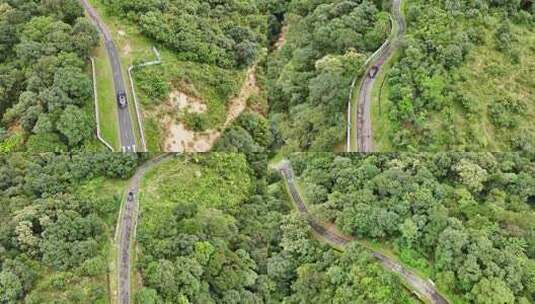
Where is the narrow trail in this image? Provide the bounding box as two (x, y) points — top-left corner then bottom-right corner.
(351, 0), (406, 152)
(277, 160), (449, 304)
(116, 154), (173, 304)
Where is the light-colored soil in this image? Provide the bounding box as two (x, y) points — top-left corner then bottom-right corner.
(275, 25), (288, 50)
(170, 90), (207, 114)
(223, 67), (258, 126)
(8, 122), (22, 134)
(122, 43), (131, 55)
(162, 65), (259, 152)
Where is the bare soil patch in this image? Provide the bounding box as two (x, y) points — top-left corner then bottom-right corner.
(274, 25), (288, 50)
(170, 90), (207, 114)
(162, 65), (259, 152)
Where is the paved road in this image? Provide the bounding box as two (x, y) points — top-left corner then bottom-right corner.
(79, 0), (137, 152)
(117, 154), (173, 304)
(355, 0), (406, 152)
(278, 160), (449, 304)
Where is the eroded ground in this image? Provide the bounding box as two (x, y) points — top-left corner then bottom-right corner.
(162, 66), (259, 152)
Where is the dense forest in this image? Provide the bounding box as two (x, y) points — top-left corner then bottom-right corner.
(290, 152), (535, 303)
(377, 0), (535, 151)
(0, 0), (100, 152)
(105, 0), (268, 69)
(267, 0), (389, 151)
(0, 153), (140, 303)
(134, 153), (415, 303)
(2, 152), (535, 303)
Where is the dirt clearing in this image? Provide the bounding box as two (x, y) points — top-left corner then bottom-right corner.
(162, 65), (259, 152)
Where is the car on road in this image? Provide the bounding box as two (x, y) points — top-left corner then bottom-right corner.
(127, 191), (134, 201)
(117, 91), (127, 108)
(369, 65), (379, 78)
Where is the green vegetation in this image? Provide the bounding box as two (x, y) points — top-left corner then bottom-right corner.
(5, 152), (535, 303)
(89, 0), (269, 147)
(134, 152), (415, 303)
(374, 0), (535, 151)
(267, 0), (390, 152)
(106, 0), (267, 69)
(93, 40), (120, 150)
(0, 153), (140, 303)
(0, 0), (102, 151)
(289, 152), (535, 303)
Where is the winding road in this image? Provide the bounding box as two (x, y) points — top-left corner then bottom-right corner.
(352, 0), (406, 152)
(116, 154), (172, 304)
(278, 160), (449, 304)
(79, 0), (137, 152)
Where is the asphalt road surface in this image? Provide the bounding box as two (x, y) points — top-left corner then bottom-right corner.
(278, 160), (449, 304)
(356, 0), (406, 152)
(79, 0), (137, 152)
(117, 154), (173, 304)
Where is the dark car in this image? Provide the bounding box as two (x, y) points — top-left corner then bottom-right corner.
(117, 91), (127, 108)
(127, 191), (134, 201)
(369, 65), (379, 78)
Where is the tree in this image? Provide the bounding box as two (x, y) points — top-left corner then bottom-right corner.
(470, 277), (515, 304)
(56, 105), (92, 146)
(53, 67), (92, 102)
(400, 218), (418, 246)
(0, 270), (22, 304)
(26, 133), (67, 152)
(40, 0), (84, 24)
(455, 159), (488, 192)
(71, 18), (99, 58)
(135, 288), (160, 304)
(235, 41), (257, 67)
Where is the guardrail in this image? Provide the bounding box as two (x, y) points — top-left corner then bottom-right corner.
(90, 57), (115, 151)
(127, 47), (162, 152)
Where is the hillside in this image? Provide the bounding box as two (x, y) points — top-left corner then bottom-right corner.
(89, 0), (271, 151)
(373, 0), (535, 151)
(289, 152), (535, 303)
(267, 0), (390, 152)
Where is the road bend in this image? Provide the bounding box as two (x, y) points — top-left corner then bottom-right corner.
(117, 154), (173, 304)
(278, 160), (448, 304)
(79, 0), (137, 152)
(354, 0), (406, 152)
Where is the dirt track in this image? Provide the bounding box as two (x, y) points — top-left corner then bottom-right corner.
(278, 160), (448, 304)
(116, 154), (172, 304)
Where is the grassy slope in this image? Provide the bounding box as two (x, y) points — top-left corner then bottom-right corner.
(26, 177), (128, 303)
(455, 19), (535, 150)
(92, 39), (120, 150)
(372, 3), (535, 151)
(136, 155), (251, 293)
(371, 0), (407, 151)
(370, 50), (399, 151)
(87, 0), (247, 150)
(139, 155), (251, 230)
